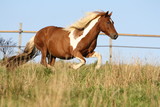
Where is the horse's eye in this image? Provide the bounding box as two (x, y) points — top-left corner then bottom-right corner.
(107, 22), (110, 24)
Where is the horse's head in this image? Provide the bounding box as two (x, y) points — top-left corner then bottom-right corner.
(98, 11), (118, 39)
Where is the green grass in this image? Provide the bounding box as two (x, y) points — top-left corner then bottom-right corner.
(0, 61), (160, 107)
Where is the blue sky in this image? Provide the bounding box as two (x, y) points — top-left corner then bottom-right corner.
(0, 0), (160, 64)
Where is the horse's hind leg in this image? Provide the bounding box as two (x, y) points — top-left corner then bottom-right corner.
(39, 48), (48, 67)
(46, 54), (56, 71)
(47, 54), (56, 66)
(34, 35), (48, 67)
(36, 44), (55, 70)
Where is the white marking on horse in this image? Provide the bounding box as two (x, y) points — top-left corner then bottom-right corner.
(72, 57), (85, 69)
(90, 52), (102, 69)
(69, 16), (100, 50)
(110, 19), (113, 23)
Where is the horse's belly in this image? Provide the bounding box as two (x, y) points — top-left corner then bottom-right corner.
(57, 52), (74, 59)
(49, 48), (73, 59)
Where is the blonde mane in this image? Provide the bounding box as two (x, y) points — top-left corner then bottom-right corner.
(65, 11), (106, 31)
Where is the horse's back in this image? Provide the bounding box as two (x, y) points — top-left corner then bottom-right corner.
(34, 26), (66, 44)
(36, 26), (63, 36)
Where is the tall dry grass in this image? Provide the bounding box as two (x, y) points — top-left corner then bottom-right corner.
(0, 61), (160, 107)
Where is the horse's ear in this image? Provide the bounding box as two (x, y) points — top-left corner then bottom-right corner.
(106, 11), (109, 14)
(105, 11), (109, 16)
(105, 11), (112, 17)
(108, 12), (112, 16)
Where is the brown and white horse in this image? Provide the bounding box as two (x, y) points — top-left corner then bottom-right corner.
(6, 11), (118, 70)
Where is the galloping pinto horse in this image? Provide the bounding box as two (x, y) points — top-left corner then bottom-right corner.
(6, 11), (118, 70)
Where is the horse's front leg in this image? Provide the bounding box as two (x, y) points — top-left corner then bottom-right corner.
(86, 51), (102, 69)
(72, 51), (86, 70)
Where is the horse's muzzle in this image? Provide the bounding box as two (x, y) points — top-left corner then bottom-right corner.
(111, 33), (118, 40)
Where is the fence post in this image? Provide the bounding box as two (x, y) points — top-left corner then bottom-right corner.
(18, 23), (23, 53)
(109, 38), (112, 63)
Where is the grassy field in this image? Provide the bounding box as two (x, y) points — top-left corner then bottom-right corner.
(0, 61), (160, 107)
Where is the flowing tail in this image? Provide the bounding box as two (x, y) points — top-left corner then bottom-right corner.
(5, 36), (39, 69)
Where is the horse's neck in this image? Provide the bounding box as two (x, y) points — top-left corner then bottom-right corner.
(69, 17), (101, 50)
(83, 17), (100, 36)
(83, 17), (101, 40)
(73, 17), (100, 40)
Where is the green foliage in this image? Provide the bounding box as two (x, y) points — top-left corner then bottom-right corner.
(0, 62), (160, 107)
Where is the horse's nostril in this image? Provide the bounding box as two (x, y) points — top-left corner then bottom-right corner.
(114, 35), (118, 39)
(112, 34), (118, 39)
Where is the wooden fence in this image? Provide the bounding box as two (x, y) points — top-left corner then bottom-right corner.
(0, 23), (160, 63)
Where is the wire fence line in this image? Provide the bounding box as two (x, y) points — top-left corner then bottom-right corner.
(0, 23), (160, 62)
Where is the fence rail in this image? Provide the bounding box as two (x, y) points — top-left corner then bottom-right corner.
(0, 23), (160, 63)
(1, 30), (160, 37)
(1, 45), (160, 50)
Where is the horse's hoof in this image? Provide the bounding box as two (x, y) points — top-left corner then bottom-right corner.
(95, 65), (101, 70)
(47, 65), (56, 72)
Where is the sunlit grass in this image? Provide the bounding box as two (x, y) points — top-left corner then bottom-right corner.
(0, 61), (160, 107)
